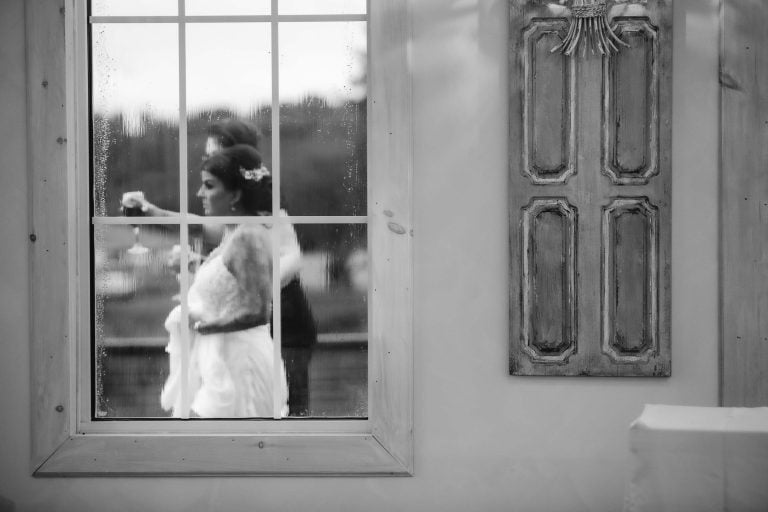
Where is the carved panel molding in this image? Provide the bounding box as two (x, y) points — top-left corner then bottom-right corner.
(522, 19), (577, 185)
(601, 197), (659, 363)
(602, 17), (659, 185)
(521, 198), (578, 363)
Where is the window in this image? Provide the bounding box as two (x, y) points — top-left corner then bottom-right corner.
(90, 1), (368, 420)
(30, 0), (412, 475)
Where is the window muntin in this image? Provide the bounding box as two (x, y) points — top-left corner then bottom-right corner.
(90, 2), (369, 419)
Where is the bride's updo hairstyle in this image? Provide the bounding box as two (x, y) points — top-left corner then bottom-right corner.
(207, 119), (260, 149)
(201, 144), (272, 215)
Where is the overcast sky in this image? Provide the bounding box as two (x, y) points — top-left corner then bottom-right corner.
(93, 0), (365, 16)
(91, 2), (366, 128)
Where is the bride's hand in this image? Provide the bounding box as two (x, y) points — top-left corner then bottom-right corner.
(121, 191), (151, 213)
(167, 244), (202, 273)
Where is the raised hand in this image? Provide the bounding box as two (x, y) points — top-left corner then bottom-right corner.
(120, 191), (150, 215)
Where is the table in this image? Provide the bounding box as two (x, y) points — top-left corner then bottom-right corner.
(625, 404), (768, 512)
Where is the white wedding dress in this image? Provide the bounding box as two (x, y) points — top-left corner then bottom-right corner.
(160, 227), (289, 418)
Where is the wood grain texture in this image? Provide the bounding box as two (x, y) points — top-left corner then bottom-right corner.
(521, 198), (578, 364)
(602, 198), (659, 364)
(26, 0), (71, 471)
(35, 435), (407, 476)
(721, 0), (768, 405)
(522, 19), (576, 184)
(368, 0), (414, 473)
(602, 18), (659, 184)
(509, 0), (671, 376)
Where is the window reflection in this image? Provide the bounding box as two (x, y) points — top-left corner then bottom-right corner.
(92, 23), (179, 216)
(94, 224), (180, 418)
(91, 13), (368, 420)
(279, 22), (367, 216)
(185, 23), (271, 114)
(286, 223), (367, 417)
(186, 23), (272, 216)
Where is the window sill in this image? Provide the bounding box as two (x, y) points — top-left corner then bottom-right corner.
(35, 433), (411, 476)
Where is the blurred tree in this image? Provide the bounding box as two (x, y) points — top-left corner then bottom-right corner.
(95, 99), (367, 248)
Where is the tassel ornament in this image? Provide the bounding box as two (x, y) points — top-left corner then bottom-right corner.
(551, 0), (629, 56)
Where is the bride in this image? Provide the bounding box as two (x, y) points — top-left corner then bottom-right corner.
(156, 144), (288, 418)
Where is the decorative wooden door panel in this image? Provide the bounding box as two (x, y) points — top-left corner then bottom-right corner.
(509, 0), (672, 376)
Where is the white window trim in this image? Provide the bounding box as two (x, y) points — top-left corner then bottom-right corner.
(29, 0), (413, 475)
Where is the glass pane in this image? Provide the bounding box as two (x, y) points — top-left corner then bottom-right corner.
(92, 24), (179, 216)
(94, 224), (180, 418)
(186, 0), (270, 15)
(92, 0), (177, 16)
(279, 22), (367, 216)
(279, 0), (366, 15)
(186, 23), (272, 216)
(284, 223), (367, 417)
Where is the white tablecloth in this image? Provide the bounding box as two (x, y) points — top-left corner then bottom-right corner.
(625, 404), (768, 512)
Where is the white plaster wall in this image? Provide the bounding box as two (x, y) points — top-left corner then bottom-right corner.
(0, 0), (720, 510)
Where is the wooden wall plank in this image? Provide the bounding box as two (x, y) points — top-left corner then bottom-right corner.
(721, 0), (768, 406)
(26, 0), (71, 471)
(369, 0), (414, 473)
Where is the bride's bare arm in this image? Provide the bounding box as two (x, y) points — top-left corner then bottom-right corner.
(220, 224), (272, 321)
(121, 191), (224, 248)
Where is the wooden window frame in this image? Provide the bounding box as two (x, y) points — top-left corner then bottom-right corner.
(28, 0), (413, 476)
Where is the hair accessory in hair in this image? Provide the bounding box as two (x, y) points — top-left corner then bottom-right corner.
(240, 165), (271, 182)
